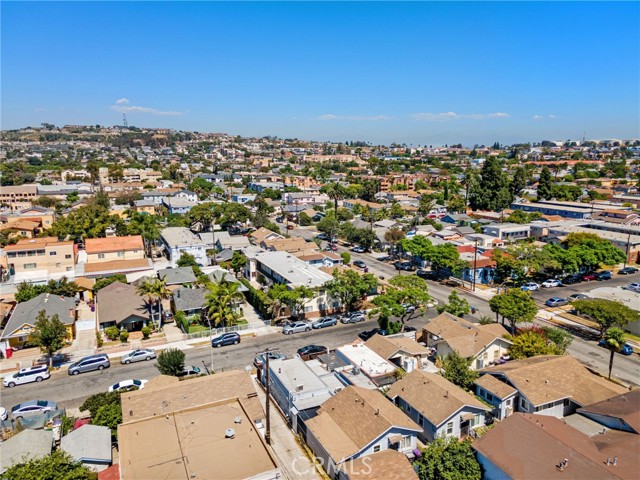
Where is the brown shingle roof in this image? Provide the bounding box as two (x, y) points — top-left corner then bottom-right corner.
(340, 449), (419, 480)
(482, 355), (627, 407)
(424, 313), (510, 358)
(474, 373), (517, 399)
(578, 390), (640, 434)
(85, 235), (144, 254)
(365, 335), (430, 360)
(387, 370), (489, 427)
(96, 282), (148, 326)
(473, 413), (637, 480)
(84, 258), (151, 274)
(305, 386), (420, 462)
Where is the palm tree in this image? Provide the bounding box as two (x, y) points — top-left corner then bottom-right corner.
(323, 182), (350, 213)
(136, 277), (170, 329)
(205, 280), (245, 327)
(603, 327), (626, 379)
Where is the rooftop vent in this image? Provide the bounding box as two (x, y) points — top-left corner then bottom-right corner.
(225, 428), (236, 439)
(234, 416), (242, 424)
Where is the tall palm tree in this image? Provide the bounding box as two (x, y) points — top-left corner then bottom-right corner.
(136, 277), (170, 329)
(603, 327), (626, 379)
(205, 280), (245, 327)
(323, 182), (350, 213)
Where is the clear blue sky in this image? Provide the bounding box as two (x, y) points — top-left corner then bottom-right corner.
(2, 1), (639, 146)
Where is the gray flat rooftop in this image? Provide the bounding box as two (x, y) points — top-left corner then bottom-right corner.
(253, 250), (333, 288)
(161, 227), (207, 248)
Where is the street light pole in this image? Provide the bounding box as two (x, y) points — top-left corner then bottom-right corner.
(205, 315), (214, 374)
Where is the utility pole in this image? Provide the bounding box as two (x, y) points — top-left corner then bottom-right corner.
(264, 349), (272, 445)
(623, 231), (632, 269)
(472, 237), (478, 292)
(210, 220), (217, 266)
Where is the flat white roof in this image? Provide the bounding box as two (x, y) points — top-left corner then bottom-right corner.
(337, 343), (397, 377)
(254, 250), (333, 288)
(161, 227), (207, 248)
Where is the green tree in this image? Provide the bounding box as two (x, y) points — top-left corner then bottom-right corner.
(93, 402), (122, 439)
(205, 280), (245, 327)
(441, 351), (479, 390)
(430, 244), (467, 274)
(437, 291), (470, 317)
(0, 450), (97, 480)
(321, 181), (350, 212)
(298, 212), (312, 226)
(537, 166), (553, 200)
(446, 195), (467, 213)
(156, 348), (186, 376)
(371, 275), (431, 326)
(94, 274), (127, 291)
(325, 269), (378, 313)
(316, 211), (339, 236)
(340, 252), (351, 264)
(80, 391), (121, 417)
(400, 235), (434, 261)
(229, 251), (246, 277)
(47, 205), (125, 241)
(136, 277), (171, 328)
(602, 327), (627, 379)
(177, 252), (199, 268)
(32, 310), (68, 367)
(509, 166), (529, 197)
(489, 289), (538, 332)
(15, 281), (48, 303)
(571, 298), (639, 338)
(542, 326), (573, 354)
(415, 437), (481, 480)
(389, 202), (405, 219)
(267, 284), (313, 318)
(468, 157), (514, 211)
(508, 329), (560, 359)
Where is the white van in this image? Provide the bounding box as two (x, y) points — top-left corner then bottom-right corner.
(3, 365), (51, 388)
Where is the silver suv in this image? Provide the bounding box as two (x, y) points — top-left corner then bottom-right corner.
(68, 354), (110, 375)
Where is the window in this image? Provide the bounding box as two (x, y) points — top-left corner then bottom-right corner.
(486, 393), (494, 402)
(23, 263), (37, 269)
(400, 436), (411, 449)
(446, 422), (453, 435)
(98, 253), (105, 259)
(49, 251), (57, 256)
(117, 252), (125, 258)
(418, 414), (424, 427)
(373, 445), (381, 453)
(65, 254), (72, 259)
(520, 398), (528, 410)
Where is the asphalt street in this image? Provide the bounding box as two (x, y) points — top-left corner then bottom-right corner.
(0, 314), (434, 413)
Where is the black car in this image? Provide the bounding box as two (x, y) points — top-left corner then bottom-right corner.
(596, 271), (612, 280)
(353, 260), (366, 269)
(358, 328), (389, 341)
(561, 274), (582, 285)
(297, 345), (328, 361)
(211, 332), (240, 348)
(618, 267), (639, 275)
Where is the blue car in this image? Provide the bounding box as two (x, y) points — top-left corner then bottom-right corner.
(211, 332), (240, 348)
(598, 340), (634, 356)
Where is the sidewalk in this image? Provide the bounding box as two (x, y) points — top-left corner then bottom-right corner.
(251, 376), (323, 480)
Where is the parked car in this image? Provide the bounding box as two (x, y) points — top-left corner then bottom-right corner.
(177, 365), (202, 378)
(3, 365), (50, 388)
(545, 297), (569, 307)
(108, 379), (147, 392)
(353, 260), (366, 269)
(598, 340), (634, 355)
(561, 274), (582, 285)
(596, 271), (613, 281)
(403, 326), (417, 332)
(622, 282), (640, 292)
(568, 293), (589, 301)
(341, 312), (366, 324)
(377, 256), (391, 262)
(581, 272), (598, 281)
(68, 354), (110, 375)
(316, 233), (329, 240)
(401, 303), (416, 314)
(286, 224), (295, 230)
(283, 321), (311, 335)
(312, 316), (338, 329)
(351, 246), (366, 253)
(358, 328), (389, 341)
(297, 345), (328, 361)
(618, 267), (639, 275)
(253, 352), (287, 368)
(0, 407), (6, 421)
(11, 400), (58, 419)
(417, 269), (442, 280)
(520, 282), (540, 291)
(121, 349), (156, 364)
(541, 279), (562, 288)
(211, 332), (241, 347)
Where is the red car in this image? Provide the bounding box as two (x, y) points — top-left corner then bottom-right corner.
(581, 272), (598, 281)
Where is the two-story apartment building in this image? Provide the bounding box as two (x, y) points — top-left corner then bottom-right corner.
(0, 185), (38, 211)
(81, 235), (151, 277)
(482, 223), (531, 241)
(160, 227), (209, 267)
(1, 237), (75, 282)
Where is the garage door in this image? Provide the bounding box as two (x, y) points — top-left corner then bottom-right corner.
(75, 320), (95, 331)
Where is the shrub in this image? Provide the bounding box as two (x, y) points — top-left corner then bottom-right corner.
(141, 326), (151, 340)
(95, 332), (104, 348)
(93, 402), (122, 439)
(340, 252), (351, 264)
(104, 327), (119, 341)
(80, 391), (121, 417)
(119, 330), (129, 343)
